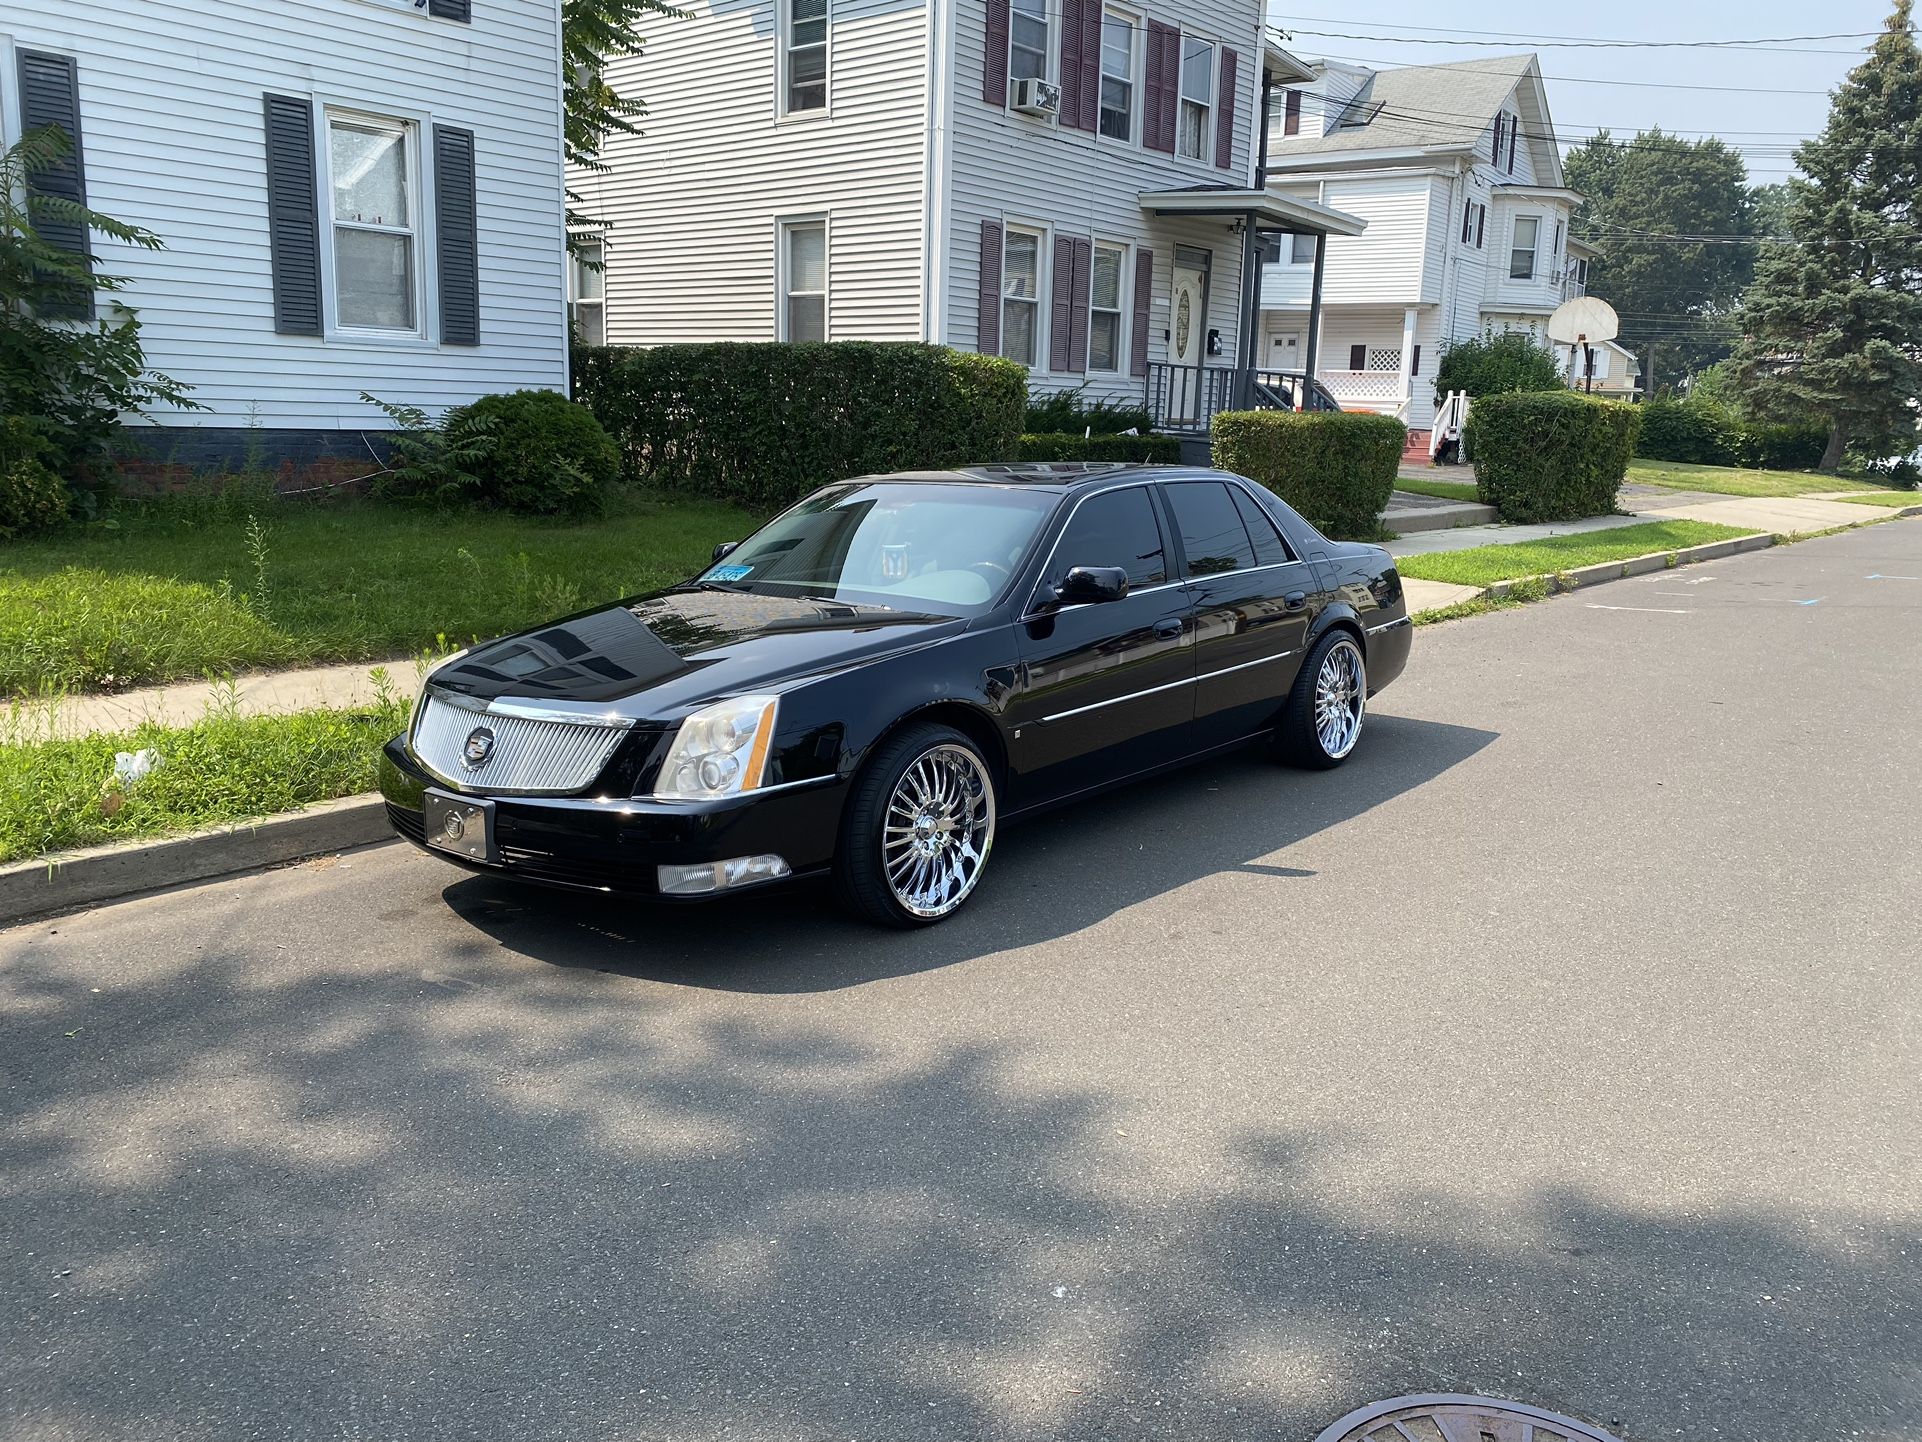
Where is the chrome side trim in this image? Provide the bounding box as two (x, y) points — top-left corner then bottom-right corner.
(1366, 616), (1413, 636)
(1197, 649), (1295, 682)
(1038, 674), (1197, 724)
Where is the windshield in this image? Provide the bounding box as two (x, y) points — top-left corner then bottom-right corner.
(693, 483), (1059, 616)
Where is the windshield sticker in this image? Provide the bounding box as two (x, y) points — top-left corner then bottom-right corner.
(706, 564), (753, 582)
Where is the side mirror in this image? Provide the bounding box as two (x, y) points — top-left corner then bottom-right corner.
(712, 540), (739, 562)
(1056, 566), (1130, 606)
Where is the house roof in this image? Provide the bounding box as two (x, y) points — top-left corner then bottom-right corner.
(1139, 186), (1368, 237)
(1263, 41), (1317, 85)
(1275, 53), (1540, 160)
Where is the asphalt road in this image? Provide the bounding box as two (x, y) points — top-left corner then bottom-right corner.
(5, 520), (1920, 1442)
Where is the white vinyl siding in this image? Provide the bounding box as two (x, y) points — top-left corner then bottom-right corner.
(780, 0), (829, 114)
(1177, 36), (1214, 161)
(778, 216), (827, 340)
(0, 0), (567, 430)
(1262, 174), (1427, 309)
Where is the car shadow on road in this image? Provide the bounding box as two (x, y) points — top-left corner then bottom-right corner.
(443, 712), (1497, 992)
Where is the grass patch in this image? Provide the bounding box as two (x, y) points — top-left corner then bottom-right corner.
(0, 688), (409, 863)
(1627, 459), (1885, 498)
(1393, 477), (1481, 504)
(0, 493), (757, 694)
(1830, 490), (1922, 509)
(1395, 520), (1755, 588)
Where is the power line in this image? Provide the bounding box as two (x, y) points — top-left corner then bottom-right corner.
(1276, 24), (1879, 56)
(1300, 49), (1837, 95)
(1269, 15), (1886, 50)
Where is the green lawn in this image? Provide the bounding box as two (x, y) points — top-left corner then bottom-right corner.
(1626, 459), (1886, 499)
(0, 494), (756, 695)
(0, 694), (410, 863)
(1393, 478), (1481, 504)
(1830, 490), (1922, 508)
(1395, 520), (1757, 588)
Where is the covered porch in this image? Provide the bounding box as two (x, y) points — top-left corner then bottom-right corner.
(1135, 186), (1367, 438)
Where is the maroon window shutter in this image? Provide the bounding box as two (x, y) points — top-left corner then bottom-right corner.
(1067, 237), (1092, 373)
(1283, 89), (1302, 136)
(978, 219), (1003, 355)
(983, 0), (1011, 107)
(1057, 0), (1082, 129)
(1130, 247), (1154, 377)
(1049, 233), (1075, 370)
(1215, 47), (1239, 169)
(1145, 22), (1178, 153)
(1077, 0), (1101, 132)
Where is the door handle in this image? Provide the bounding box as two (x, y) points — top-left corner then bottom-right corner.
(1284, 591), (1308, 610)
(1153, 617), (1185, 638)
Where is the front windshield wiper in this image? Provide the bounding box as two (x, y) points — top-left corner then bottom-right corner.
(689, 580), (743, 593)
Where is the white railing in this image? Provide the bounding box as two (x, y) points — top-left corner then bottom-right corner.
(1317, 368), (1408, 410)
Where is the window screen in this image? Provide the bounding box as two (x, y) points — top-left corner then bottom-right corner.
(1166, 482), (1257, 576)
(1046, 487), (1167, 591)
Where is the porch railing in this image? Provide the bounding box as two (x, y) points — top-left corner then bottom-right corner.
(1143, 364), (1338, 433)
(1316, 369), (1408, 408)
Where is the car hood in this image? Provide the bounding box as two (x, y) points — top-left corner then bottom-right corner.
(423, 586), (966, 717)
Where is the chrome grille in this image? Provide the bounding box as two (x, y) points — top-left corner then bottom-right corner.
(410, 693), (630, 795)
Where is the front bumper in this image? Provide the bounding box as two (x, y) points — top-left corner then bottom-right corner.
(379, 738), (847, 898)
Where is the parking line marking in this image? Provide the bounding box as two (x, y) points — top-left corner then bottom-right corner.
(1587, 603), (1690, 614)
(1793, 598), (1825, 606)
(1867, 573), (1922, 581)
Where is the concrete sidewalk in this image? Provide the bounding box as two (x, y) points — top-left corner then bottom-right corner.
(15, 659), (406, 742)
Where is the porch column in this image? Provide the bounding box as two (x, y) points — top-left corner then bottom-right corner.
(1302, 233), (1327, 406)
(1237, 212), (1261, 409)
(1396, 306), (1419, 422)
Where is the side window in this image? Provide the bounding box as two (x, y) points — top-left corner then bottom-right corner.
(1230, 487), (1293, 566)
(1166, 481), (1257, 576)
(1045, 487), (1168, 593)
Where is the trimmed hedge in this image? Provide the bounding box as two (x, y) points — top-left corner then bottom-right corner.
(1636, 396), (1827, 471)
(457, 389), (620, 517)
(572, 342), (1027, 507)
(1211, 410), (1406, 540)
(1467, 391), (1640, 523)
(1017, 432), (1181, 463)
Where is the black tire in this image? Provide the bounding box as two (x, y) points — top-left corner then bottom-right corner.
(1275, 629), (1368, 770)
(833, 723), (998, 929)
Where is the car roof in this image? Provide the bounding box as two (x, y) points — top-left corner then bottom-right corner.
(846, 463), (1233, 491)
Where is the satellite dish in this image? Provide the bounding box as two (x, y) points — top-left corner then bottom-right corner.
(1547, 296), (1620, 346)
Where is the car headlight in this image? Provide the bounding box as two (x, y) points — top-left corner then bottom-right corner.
(652, 695), (779, 800)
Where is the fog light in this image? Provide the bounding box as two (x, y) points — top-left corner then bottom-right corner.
(657, 854), (792, 895)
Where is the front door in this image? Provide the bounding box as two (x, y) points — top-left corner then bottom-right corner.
(1168, 258), (1208, 422)
(1008, 485), (1196, 809)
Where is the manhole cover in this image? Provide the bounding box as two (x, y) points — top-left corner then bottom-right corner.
(1314, 1394), (1622, 1442)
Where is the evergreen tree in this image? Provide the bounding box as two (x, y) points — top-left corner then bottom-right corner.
(564, 0), (685, 254)
(1736, 2), (1922, 469)
(1565, 129), (1756, 383)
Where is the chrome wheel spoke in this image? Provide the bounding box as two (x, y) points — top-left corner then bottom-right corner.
(1312, 641), (1366, 759)
(879, 742), (996, 919)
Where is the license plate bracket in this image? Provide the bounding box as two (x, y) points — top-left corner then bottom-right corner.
(423, 789), (496, 864)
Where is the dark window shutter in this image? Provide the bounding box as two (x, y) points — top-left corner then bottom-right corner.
(1144, 22), (1178, 153)
(1506, 114), (1518, 174)
(1057, 0), (1082, 130)
(262, 92), (323, 336)
(1476, 205), (1485, 248)
(1348, 344), (1366, 371)
(1077, 0), (1100, 131)
(978, 219), (1003, 355)
(1049, 233), (1075, 370)
(427, 0), (472, 20)
(1411, 344), (1421, 375)
(983, 0), (1011, 106)
(1283, 88), (1302, 136)
(1067, 237), (1092, 374)
(434, 125), (480, 345)
(1214, 47), (1238, 169)
(1130, 247), (1153, 377)
(18, 50), (92, 319)
(1461, 199), (1472, 244)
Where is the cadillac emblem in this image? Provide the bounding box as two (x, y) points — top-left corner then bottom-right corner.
(461, 726), (496, 770)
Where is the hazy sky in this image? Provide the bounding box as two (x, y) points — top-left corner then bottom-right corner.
(1264, 1), (1901, 185)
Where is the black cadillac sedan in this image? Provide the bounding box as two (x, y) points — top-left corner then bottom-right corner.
(380, 464), (1411, 927)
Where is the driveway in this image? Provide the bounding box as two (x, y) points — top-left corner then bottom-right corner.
(4, 521), (1919, 1442)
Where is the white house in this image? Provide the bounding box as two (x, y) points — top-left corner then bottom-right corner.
(1259, 54), (1587, 451)
(570, 4), (1364, 442)
(1561, 336), (1641, 400)
(3, 0), (570, 474)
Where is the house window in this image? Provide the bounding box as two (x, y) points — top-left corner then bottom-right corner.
(1574, 256), (1589, 286)
(1283, 88), (1302, 136)
(1461, 199), (1486, 249)
(1009, 0), (1049, 91)
(1291, 233), (1317, 264)
(779, 218), (827, 340)
(782, 0), (828, 113)
(1510, 215), (1540, 280)
(327, 113), (420, 333)
(1553, 219), (1564, 259)
(569, 240), (606, 345)
(1099, 8), (1135, 141)
(1177, 37), (1214, 159)
(1347, 344), (1366, 370)
(1089, 242), (1126, 372)
(1001, 227), (1043, 366)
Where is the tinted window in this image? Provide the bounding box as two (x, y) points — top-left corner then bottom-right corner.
(1166, 482), (1257, 576)
(1045, 486), (1168, 592)
(1231, 486), (1293, 566)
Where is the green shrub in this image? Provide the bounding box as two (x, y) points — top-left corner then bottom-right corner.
(1468, 391), (1640, 523)
(454, 389), (618, 517)
(1017, 432), (1181, 463)
(1636, 395), (1826, 471)
(572, 342), (1027, 508)
(0, 417), (68, 539)
(1211, 410), (1406, 540)
(1023, 385), (1152, 436)
(1730, 423), (1828, 471)
(1432, 329), (1564, 402)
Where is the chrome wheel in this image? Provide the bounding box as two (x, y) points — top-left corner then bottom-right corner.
(881, 743), (996, 919)
(1314, 638), (1366, 759)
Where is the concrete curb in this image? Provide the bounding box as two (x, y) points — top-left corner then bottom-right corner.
(0, 794), (390, 925)
(1386, 501), (1502, 535)
(1478, 531), (1777, 600)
